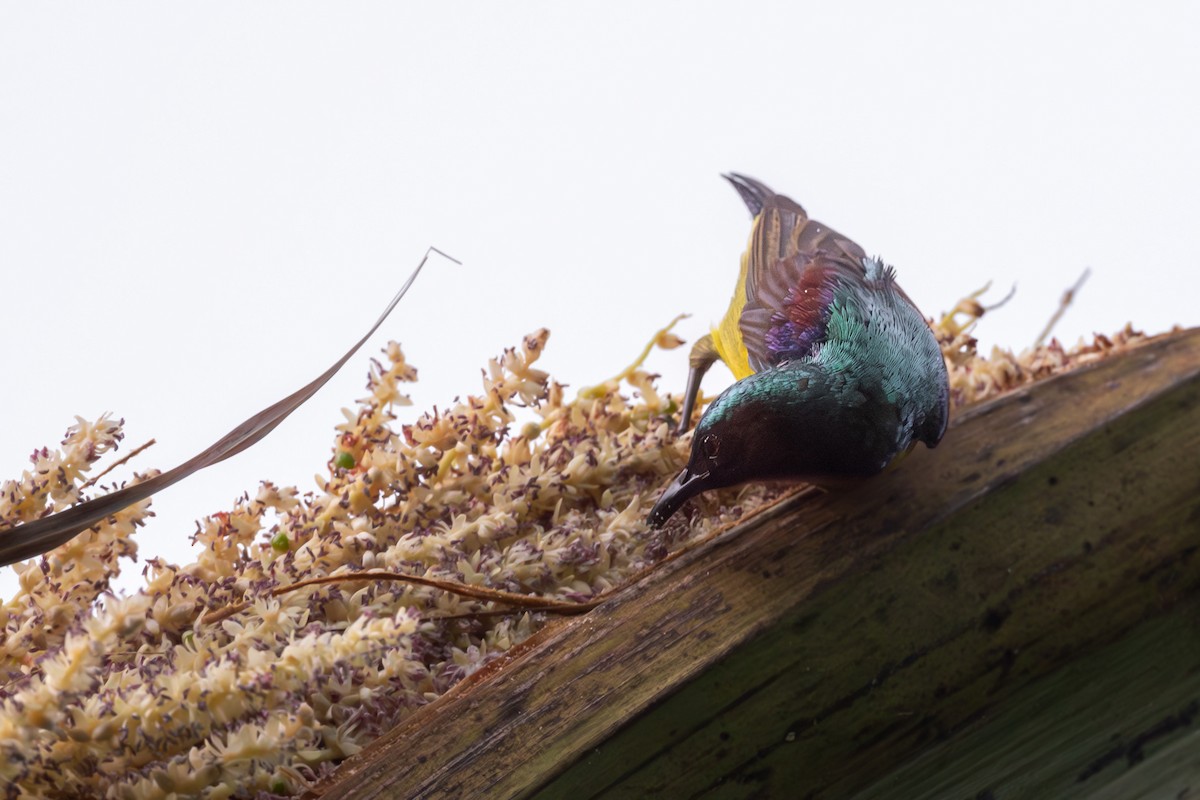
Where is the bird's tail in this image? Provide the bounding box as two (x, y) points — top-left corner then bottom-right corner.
(722, 172), (774, 217)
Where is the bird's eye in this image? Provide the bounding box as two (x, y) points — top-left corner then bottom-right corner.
(702, 433), (720, 461)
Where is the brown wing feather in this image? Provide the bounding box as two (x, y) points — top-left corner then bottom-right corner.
(729, 176), (869, 371)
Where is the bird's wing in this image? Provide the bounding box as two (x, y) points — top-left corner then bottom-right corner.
(730, 177), (869, 372)
(740, 251), (866, 371)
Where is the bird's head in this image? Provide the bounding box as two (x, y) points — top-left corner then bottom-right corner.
(648, 363), (902, 527)
(646, 412), (758, 529)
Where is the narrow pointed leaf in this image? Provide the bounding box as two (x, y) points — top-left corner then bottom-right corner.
(0, 247), (457, 568)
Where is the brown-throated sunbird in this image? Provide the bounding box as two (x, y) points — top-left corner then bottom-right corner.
(649, 174), (949, 527)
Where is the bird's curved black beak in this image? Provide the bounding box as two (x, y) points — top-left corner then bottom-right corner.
(647, 468), (710, 528)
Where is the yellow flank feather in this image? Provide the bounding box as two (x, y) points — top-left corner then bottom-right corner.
(711, 232), (755, 380)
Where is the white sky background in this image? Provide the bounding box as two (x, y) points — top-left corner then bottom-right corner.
(2, 3), (1197, 599)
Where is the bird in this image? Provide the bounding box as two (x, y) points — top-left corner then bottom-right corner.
(648, 173), (949, 527)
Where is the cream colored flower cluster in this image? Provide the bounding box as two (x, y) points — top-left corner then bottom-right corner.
(933, 294), (1153, 407)
(0, 329), (744, 799)
(0, 310), (1155, 798)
